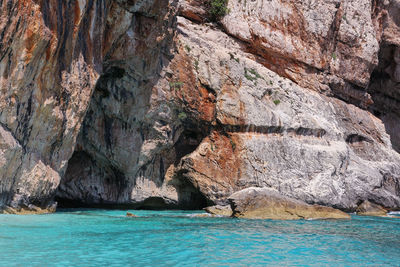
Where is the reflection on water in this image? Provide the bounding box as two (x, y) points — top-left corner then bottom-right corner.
(0, 209), (399, 266)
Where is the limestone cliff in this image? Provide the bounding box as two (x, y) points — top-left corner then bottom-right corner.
(0, 0), (399, 213)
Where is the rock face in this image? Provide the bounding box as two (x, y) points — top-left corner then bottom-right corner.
(171, 14), (400, 211)
(228, 187), (350, 220)
(0, 0), (400, 213)
(356, 200), (388, 216)
(55, 0), (184, 209)
(0, 0), (179, 212)
(0, 0), (105, 212)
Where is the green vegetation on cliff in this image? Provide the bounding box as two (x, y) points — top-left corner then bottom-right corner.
(209, 0), (229, 21)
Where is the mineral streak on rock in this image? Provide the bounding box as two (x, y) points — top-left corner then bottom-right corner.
(0, 0), (399, 214)
(0, 0), (104, 212)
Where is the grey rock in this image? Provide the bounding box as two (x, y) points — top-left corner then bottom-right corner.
(0, 0), (399, 214)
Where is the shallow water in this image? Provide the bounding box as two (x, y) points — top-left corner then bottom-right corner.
(0, 209), (399, 266)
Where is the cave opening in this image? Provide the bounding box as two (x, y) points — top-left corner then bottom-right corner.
(55, 27), (213, 211)
(56, 139), (211, 211)
(367, 43), (400, 153)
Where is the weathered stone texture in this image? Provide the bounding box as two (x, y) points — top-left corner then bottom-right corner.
(1, 0), (399, 213)
(0, 0), (171, 212)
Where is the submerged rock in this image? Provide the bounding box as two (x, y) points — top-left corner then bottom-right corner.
(204, 205), (232, 217)
(228, 187), (350, 220)
(191, 213), (216, 218)
(356, 201), (387, 217)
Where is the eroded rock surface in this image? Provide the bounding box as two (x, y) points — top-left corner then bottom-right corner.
(0, 0), (106, 212)
(173, 17), (400, 211)
(0, 0), (179, 212)
(1, 0), (400, 213)
(55, 0), (186, 209)
(228, 187), (350, 220)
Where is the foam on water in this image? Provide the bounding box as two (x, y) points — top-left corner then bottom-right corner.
(0, 209), (399, 266)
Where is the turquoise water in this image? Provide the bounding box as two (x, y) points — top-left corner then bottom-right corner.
(0, 210), (399, 266)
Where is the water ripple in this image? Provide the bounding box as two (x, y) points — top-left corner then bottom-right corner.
(0, 210), (399, 266)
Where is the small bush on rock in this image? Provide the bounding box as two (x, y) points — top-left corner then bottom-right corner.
(209, 0), (229, 21)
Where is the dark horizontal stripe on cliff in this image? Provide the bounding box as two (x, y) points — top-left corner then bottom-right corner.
(216, 124), (327, 138)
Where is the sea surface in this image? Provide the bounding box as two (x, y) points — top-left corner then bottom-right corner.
(0, 209), (399, 266)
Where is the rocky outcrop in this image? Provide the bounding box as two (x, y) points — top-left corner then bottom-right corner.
(228, 187), (350, 220)
(2, 203), (56, 215)
(204, 205), (232, 217)
(0, 0), (180, 212)
(0, 0), (400, 213)
(55, 0), (184, 209)
(173, 16), (400, 211)
(219, 0), (376, 104)
(356, 200), (388, 216)
(0, 0), (105, 212)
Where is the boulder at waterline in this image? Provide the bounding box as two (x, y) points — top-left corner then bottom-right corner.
(356, 200), (387, 217)
(228, 187), (350, 220)
(1, 204), (57, 215)
(204, 205), (232, 217)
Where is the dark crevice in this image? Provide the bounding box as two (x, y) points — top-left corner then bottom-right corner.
(346, 134), (372, 144)
(56, 150), (128, 206)
(367, 43), (400, 153)
(173, 170), (211, 209)
(321, 1), (343, 57)
(215, 123), (327, 138)
(174, 129), (206, 164)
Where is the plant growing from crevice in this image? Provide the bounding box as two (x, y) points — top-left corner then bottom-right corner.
(273, 99), (281, 105)
(169, 81), (184, 91)
(208, 0), (229, 22)
(229, 52), (240, 63)
(342, 14), (348, 23)
(228, 135), (237, 151)
(178, 112), (188, 121)
(244, 67), (262, 82)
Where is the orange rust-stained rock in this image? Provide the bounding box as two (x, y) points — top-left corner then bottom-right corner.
(168, 44), (216, 123)
(1, 0), (400, 215)
(0, 0), (178, 213)
(177, 131), (243, 204)
(178, 0), (208, 23)
(178, 0), (398, 111)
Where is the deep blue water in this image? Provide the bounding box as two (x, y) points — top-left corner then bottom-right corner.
(0, 210), (399, 266)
